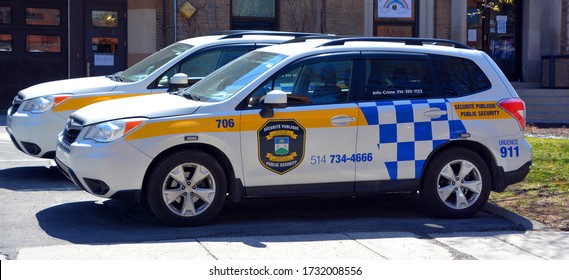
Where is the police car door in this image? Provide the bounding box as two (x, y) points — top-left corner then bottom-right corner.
(240, 54), (360, 194)
(355, 53), (451, 191)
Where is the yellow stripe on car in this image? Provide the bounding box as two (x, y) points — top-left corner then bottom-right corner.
(53, 94), (147, 112)
(125, 107), (360, 141)
(125, 116), (240, 141)
(241, 108), (360, 130)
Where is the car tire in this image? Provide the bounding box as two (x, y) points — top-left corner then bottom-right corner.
(420, 147), (491, 218)
(146, 150), (227, 226)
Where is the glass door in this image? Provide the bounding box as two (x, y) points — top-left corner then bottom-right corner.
(487, 1), (518, 80)
(84, 3), (126, 77)
(466, 0), (520, 80)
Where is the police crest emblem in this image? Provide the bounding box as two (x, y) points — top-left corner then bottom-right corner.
(258, 120), (305, 174)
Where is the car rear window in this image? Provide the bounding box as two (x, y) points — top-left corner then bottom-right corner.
(431, 54), (491, 97)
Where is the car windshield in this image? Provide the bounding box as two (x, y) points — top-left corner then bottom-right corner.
(182, 51), (286, 102)
(118, 43), (193, 82)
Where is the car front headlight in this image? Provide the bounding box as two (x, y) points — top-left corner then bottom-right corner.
(22, 95), (71, 113)
(84, 118), (146, 143)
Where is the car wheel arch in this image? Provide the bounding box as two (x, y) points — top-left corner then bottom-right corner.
(141, 143), (239, 201)
(419, 140), (499, 191)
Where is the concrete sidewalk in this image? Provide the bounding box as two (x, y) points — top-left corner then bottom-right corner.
(10, 230), (569, 260)
(6, 191), (568, 260)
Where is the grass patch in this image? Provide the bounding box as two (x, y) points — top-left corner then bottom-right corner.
(490, 137), (569, 230)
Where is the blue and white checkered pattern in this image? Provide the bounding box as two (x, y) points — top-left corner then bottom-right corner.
(360, 99), (466, 180)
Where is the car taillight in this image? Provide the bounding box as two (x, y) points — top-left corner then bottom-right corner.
(498, 98), (526, 130)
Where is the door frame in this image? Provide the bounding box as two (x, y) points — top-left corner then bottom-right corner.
(69, 0), (127, 78)
(466, 0), (522, 81)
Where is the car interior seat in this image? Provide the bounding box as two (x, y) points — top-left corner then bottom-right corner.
(312, 65), (342, 104)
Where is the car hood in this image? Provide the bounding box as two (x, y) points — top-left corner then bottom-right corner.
(72, 93), (201, 125)
(20, 76), (119, 100)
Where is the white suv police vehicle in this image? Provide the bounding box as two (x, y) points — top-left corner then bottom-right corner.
(6, 31), (320, 159)
(56, 37), (532, 226)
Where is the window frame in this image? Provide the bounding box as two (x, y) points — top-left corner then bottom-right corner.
(230, 0), (278, 30)
(374, 0), (419, 37)
(0, 6), (12, 25)
(25, 34), (62, 53)
(91, 10), (119, 28)
(0, 33), (12, 52)
(239, 52), (362, 110)
(25, 7), (61, 26)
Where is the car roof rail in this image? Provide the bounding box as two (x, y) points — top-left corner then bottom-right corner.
(217, 30), (332, 39)
(283, 35), (344, 44)
(317, 37), (472, 49)
(205, 30), (252, 36)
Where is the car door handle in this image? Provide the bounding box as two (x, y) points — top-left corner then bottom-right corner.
(331, 115), (356, 127)
(423, 108), (447, 118)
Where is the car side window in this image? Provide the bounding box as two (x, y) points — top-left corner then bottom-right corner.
(248, 59), (353, 107)
(218, 49), (251, 66)
(179, 50), (223, 78)
(154, 50), (222, 88)
(154, 48), (251, 88)
(431, 54), (491, 97)
(364, 58), (433, 100)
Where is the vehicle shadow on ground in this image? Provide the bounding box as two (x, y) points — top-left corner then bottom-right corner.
(36, 194), (529, 245)
(0, 166), (78, 191)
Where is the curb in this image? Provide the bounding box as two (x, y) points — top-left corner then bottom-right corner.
(483, 203), (549, 231)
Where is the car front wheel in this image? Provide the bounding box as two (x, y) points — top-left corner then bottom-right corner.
(421, 147), (491, 218)
(146, 150), (227, 226)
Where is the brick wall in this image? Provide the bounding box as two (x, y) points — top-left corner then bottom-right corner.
(155, 0), (367, 45)
(156, 0), (230, 48)
(325, 0), (364, 35)
(279, 0), (324, 32)
(434, 0), (451, 39)
(279, 0), (364, 35)
(155, 0), (164, 49)
(174, 0), (230, 40)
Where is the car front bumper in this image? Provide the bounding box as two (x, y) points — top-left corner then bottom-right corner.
(55, 133), (153, 199)
(6, 108), (67, 158)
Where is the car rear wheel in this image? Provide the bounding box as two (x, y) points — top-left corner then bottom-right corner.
(420, 147), (491, 218)
(146, 150), (227, 226)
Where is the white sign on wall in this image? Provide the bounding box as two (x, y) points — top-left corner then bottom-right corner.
(378, 0), (413, 18)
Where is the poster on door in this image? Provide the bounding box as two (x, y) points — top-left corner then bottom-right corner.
(378, 0), (413, 18)
(94, 54), (114, 66)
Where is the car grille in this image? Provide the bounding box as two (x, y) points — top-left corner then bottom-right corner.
(62, 117), (84, 145)
(9, 94), (23, 116)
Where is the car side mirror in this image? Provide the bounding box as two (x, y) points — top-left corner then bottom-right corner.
(260, 90), (287, 118)
(168, 73), (189, 92)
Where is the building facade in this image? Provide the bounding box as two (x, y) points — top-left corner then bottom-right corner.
(1, 0), (568, 120)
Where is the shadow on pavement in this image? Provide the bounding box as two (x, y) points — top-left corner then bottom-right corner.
(36, 194), (528, 245)
(0, 166), (78, 191)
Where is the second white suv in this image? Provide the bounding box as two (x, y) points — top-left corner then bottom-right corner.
(56, 37), (532, 226)
(6, 31), (323, 158)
